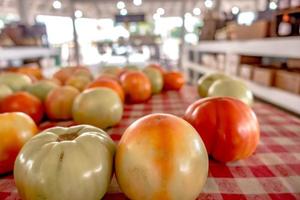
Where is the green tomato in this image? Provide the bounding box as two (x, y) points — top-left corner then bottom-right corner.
(25, 80), (58, 101)
(143, 67), (163, 94)
(197, 73), (230, 97)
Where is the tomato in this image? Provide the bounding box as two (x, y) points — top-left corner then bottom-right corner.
(197, 73), (230, 97)
(115, 113), (208, 200)
(0, 84), (13, 100)
(0, 92), (44, 124)
(184, 97), (260, 162)
(72, 88), (123, 129)
(17, 66), (44, 80)
(25, 80), (59, 102)
(163, 71), (185, 90)
(0, 112), (38, 174)
(120, 71), (151, 103)
(143, 67), (163, 94)
(65, 75), (91, 92)
(147, 63), (166, 74)
(0, 73), (32, 91)
(53, 66), (92, 84)
(14, 125), (115, 200)
(86, 78), (125, 102)
(45, 86), (80, 120)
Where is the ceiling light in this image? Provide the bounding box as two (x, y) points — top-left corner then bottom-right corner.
(204, 0), (213, 9)
(153, 13), (160, 20)
(120, 8), (128, 16)
(184, 12), (192, 18)
(231, 6), (240, 15)
(117, 1), (125, 9)
(193, 8), (201, 16)
(52, 0), (62, 9)
(75, 10), (83, 18)
(269, 1), (277, 10)
(157, 8), (165, 15)
(133, 0), (142, 6)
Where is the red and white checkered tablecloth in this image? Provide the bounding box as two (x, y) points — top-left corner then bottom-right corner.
(1, 86), (300, 200)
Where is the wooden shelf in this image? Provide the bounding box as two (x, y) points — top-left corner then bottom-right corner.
(0, 47), (59, 60)
(184, 61), (300, 115)
(188, 37), (300, 59)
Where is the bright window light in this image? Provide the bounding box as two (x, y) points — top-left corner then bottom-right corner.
(133, 0), (142, 6)
(238, 12), (256, 25)
(120, 8), (128, 16)
(193, 8), (201, 16)
(117, 1), (125, 9)
(231, 6), (240, 15)
(153, 13), (160, 20)
(75, 10), (83, 18)
(52, 0), (62, 9)
(157, 8), (165, 15)
(269, 1), (277, 10)
(184, 12), (192, 18)
(204, 0), (213, 9)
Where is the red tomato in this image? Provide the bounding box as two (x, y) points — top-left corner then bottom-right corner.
(0, 92), (44, 124)
(86, 78), (125, 102)
(147, 63), (166, 74)
(45, 86), (80, 120)
(163, 71), (185, 90)
(120, 71), (151, 103)
(0, 112), (38, 174)
(184, 97), (260, 162)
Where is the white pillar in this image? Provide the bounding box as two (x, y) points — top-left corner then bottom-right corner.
(17, 0), (29, 24)
(70, 0), (80, 66)
(177, 0), (187, 70)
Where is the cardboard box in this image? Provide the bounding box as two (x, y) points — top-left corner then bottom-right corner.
(253, 67), (275, 86)
(239, 64), (254, 80)
(228, 21), (270, 40)
(275, 70), (300, 94)
(287, 58), (300, 69)
(202, 54), (217, 69)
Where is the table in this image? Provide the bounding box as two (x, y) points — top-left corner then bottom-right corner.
(1, 86), (300, 200)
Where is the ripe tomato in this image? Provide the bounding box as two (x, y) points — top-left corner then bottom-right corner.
(45, 86), (80, 120)
(0, 112), (38, 174)
(115, 113), (208, 199)
(163, 71), (185, 90)
(53, 66), (92, 84)
(86, 78), (125, 102)
(120, 71), (151, 103)
(184, 97), (260, 162)
(0, 91), (44, 124)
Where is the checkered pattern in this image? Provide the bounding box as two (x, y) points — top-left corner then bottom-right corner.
(1, 86), (300, 200)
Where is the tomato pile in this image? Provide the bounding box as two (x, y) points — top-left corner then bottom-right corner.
(0, 65), (260, 200)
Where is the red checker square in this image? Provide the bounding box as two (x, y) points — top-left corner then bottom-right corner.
(209, 164), (234, 178)
(258, 178), (289, 193)
(250, 165), (275, 177)
(266, 145), (288, 153)
(288, 164), (300, 175)
(215, 179), (243, 194)
(0, 193), (10, 199)
(271, 165), (297, 177)
(221, 194), (247, 200)
(110, 134), (122, 141)
(268, 193), (298, 200)
(245, 194), (271, 200)
(103, 193), (128, 200)
(229, 166), (254, 178)
(197, 193), (223, 200)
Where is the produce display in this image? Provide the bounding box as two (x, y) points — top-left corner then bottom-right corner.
(14, 125), (115, 200)
(184, 97), (260, 162)
(0, 63), (262, 199)
(0, 112), (38, 174)
(115, 113), (208, 200)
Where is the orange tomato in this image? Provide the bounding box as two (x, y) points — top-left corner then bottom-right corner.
(120, 71), (151, 103)
(0, 112), (38, 174)
(17, 66), (43, 80)
(163, 71), (185, 90)
(184, 97), (260, 162)
(53, 66), (92, 84)
(0, 92), (44, 124)
(115, 113), (208, 199)
(45, 86), (80, 120)
(86, 78), (124, 102)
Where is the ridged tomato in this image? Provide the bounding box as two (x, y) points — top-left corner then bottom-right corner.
(184, 97), (260, 162)
(0, 91), (44, 124)
(163, 71), (185, 90)
(115, 113), (208, 200)
(120, 71), (151, 103)
(0, 112), (38, 174)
